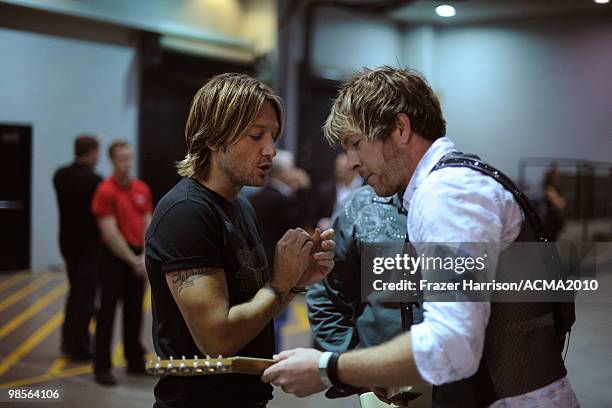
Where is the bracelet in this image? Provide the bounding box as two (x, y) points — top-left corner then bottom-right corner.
(327, 351), (346, 387)
(290, 286), (308, 294)
(318, 351), (333, 387)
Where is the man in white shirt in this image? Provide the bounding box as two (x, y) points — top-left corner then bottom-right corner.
(261, 67), (579, 407)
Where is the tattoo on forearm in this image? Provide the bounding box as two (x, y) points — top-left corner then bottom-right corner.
(171, 268), (213, 296)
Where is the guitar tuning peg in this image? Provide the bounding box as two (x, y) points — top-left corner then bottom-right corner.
(205, 355), (211, 360)
(194, 355), (198, 360)
(217, 354), (223, 359)
(156, 356), (161, 362)
(182, 355), (186, 360)
(167, 356), (175, 371)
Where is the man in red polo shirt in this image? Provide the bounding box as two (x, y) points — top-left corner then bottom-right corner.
(91, 139), (153, 386)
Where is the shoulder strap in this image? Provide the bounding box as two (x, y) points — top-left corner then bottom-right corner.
(432, 151), (575, 349)
(431, 151), (550, 242)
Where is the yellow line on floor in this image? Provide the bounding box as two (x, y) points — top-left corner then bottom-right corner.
(143, 285), (152, 312)
(0, 272), (54, 313)
(281, 303), (310, 336)
(0, 311), (64, 377)
(3, 354), (156, 388)
(0, 273), (29, 293)
(56, 365), (92, 378)
(45, 356), (68, 376)
(107, 288), (152, 367)
(0, 373), (53, 389)
(0, 364), (93, 389)
(0, 282), (156, 388)
(112, 342), (125, 366)
(294, 303), (310, 329)
(0, 349), (158, 388)
(0, 282), (68, 341)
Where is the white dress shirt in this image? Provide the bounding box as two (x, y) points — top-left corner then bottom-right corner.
(404, 137), (579, 407)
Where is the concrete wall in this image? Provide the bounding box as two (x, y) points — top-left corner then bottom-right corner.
(0, 18), (139, 269)
(401, 25), (436, 82)
(309, 9), (611, 181)
(0, 0), (278, 269)
(435, 15), (612, 178)
(312, 6), (403, 79)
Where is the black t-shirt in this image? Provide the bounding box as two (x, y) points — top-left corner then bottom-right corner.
(248, 185), (304, 268)
(145, 178), (274, 407)
(53, 162), (102, 261)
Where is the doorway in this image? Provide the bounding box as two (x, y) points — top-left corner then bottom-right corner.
(0, 124), (32, 271)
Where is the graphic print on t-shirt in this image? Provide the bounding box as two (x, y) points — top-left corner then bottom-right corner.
(235, 242), (268, 294)
(228, 208), (269, 295)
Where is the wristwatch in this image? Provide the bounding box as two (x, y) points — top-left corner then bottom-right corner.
(318, 351), (334, 387)
(290, 286), (308, 294)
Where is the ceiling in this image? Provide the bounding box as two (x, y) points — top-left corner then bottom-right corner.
(387, 0), (612, 25)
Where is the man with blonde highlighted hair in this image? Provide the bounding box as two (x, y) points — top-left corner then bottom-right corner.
(262, 67), (578, 407)
(145, 73), (336, 407)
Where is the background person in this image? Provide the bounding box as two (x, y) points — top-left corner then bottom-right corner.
(542, 163), (566, 241)
(312, 152), (362, 230)
(91, 140), (152, 386)
(53, 134), (102, 361)
(249, 150), (315, 352)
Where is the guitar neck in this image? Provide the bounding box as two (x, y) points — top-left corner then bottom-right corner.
(228, 357), (275, 374)
(146, 356), (275, 376)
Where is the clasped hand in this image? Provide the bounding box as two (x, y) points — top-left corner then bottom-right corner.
(272, 228), (335, 291)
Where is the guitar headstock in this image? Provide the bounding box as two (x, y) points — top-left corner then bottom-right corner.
(146, 355), (274, 376)
(146, 355), (234, 376)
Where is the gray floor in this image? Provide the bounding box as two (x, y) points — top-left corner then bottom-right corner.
(0, 268), (611, 407)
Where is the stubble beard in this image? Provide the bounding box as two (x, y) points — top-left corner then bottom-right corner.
(378, 139), (405, 196)
(219, 152), (259, 187)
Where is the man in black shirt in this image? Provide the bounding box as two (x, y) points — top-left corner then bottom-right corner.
(53, 134), (102, 360)
(146, 73), (336, 408)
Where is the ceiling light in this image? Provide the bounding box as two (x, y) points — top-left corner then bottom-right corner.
(594, 0), (610, 4)
(435, 5), (456, 17)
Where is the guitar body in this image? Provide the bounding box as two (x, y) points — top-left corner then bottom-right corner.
(360, 392), (397, 408)
(360, 385), (432, 408)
